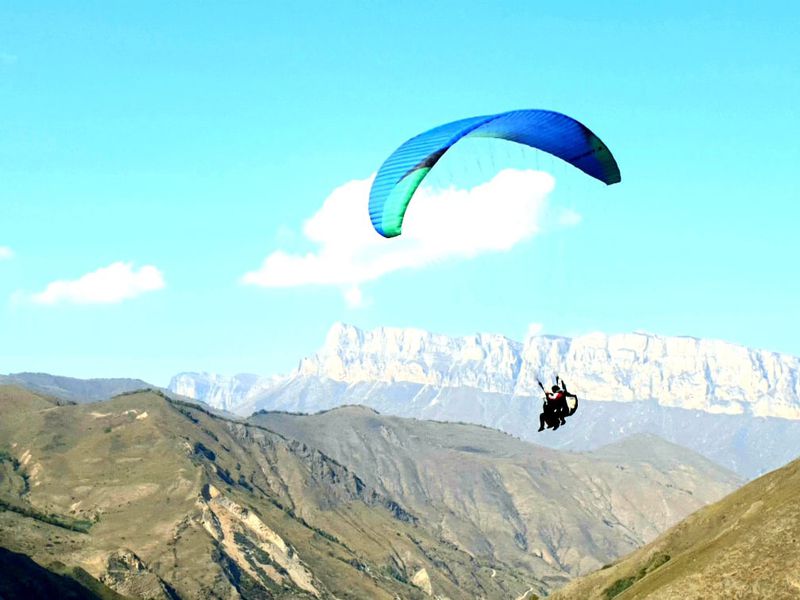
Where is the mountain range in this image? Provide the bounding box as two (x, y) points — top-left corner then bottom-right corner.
(170, 323), (800, 479)
(3, 322), (798, 597)
(0, 384), (740, 598)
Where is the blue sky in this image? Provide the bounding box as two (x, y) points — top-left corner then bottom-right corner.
(2, 2), (799, 385)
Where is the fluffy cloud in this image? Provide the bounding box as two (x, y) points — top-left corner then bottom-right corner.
(0, 246), (13, 260)
(32, 262), (165, 305)
(243, 169), (556, 297)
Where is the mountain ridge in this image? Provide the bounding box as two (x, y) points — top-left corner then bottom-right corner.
(172, 322), (800, 420)
(0, 372), (157, 404)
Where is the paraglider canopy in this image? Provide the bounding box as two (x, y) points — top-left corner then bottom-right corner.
(369, 109), (621, 238)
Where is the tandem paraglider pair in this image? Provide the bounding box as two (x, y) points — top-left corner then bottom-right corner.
(537, 376), (578, 432)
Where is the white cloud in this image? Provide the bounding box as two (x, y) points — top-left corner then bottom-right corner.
(31, 262), (165, 305)
(243, 169), (555, 301)
(0, 246), (13, 260)
(526, 322), (544, 339)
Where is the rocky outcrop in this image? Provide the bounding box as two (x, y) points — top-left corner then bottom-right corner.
(199, 483), (320, 597)
(101, 549), (177, 600)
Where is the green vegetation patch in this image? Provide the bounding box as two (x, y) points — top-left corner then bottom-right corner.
(0, 447), (29, 495)
(604, 553), (671, 599)
(0, 498), (93, 533)
(0, 449), (20, 469)
(604, 575), (636, 599)
(380, 562), (408, 584)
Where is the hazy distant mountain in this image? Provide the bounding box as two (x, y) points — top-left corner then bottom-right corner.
(0, 385), (538, 599)
(251, 405), (740, 581)
(168, 372), (279, 413)
(550, 451), (800, 599)
(170, 323), (800, 479)
(0, 372), (155, 404)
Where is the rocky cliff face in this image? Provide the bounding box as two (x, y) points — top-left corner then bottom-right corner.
(302, 323), (800, 418)
(172, 322), (800, 420)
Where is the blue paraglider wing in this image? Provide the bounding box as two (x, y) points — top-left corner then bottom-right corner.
(368, 109), (620, 238)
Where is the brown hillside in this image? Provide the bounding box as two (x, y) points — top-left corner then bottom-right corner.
(550, 453), (800, 599)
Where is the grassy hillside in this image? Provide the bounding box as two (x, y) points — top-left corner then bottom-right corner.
(550, 454), (800, 599)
